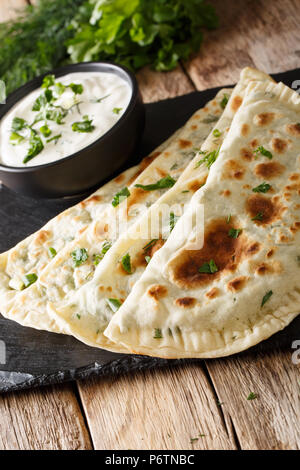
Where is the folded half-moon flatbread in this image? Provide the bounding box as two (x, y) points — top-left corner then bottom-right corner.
(0, 130), (181, 333)
(42, 68), (272, 350)
(0, 88), (230, 337)
(106, 79), (300, 358)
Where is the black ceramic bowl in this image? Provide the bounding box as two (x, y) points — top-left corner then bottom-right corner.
(0, 62), (145, 198)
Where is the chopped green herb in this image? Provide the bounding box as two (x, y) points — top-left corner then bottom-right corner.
(220, 93), (229, 109)
(42, 74), (55, 89)
(12, 117), (27, 131)
(23, 131), (44, 164)
(106, 298), (122, 313)
(213, 128), (221, 137)
(69, 83), (83, 95)
(182, 190), (189, 193)
(112, 107), (122, 114)
(190, 438), (199, 444)
(76, 314), (81, 320)
(93, 254), (102, 266)
(71, 248), (88, 267)
(72, 116), (95, 133)
(199, 259), (218, 274)
(32, 90), (53, 111)
(121, 253), (132, 274)
(252, 182), (271, 193)
(112, 187), (130, 207)
(90, 94), (110, 103)
(254, 146), (273, 159)
(261, 290), (273, 307)
(252, 212), (264, 221)
(195, 148), (219, 169)
(46, 108), (67, 125)
(228, 228), (242, 239)
(10, 132), (25, 145)
(153, 328), (163, 339)
(48, 247), (57, 258)
(247, 392), (258, 401)
(54, 82), (66, 95)
(39, 124), (51, 138)
(145, 255), (151, 264)
(23, 273), (38, 288)
(102, 240), (112, 254)
(202, 114), (219, 124)
(46, 134), (62, 144)
(135, 175), (176, 191)
(143, 239), (158, 252)
(170, 212), (180, 232)
(226, 214), (231, 224)
(170, 163), (179, 171)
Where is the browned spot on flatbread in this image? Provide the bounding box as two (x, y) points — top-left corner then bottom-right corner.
(222, 160), (245, 180)
(227, 276), (248, 292)
(266, 248), (276, 258)
(126, 187), (148, 215)
(285, 182), (300, 192)
(254, 161), (285, 179)
(231, 95), (242, 112)
(114, 173), (125, 184)
(240, 147), (253, 161)
(220, 189), (231, 197)
(80, 195), (102, 208)
(178, 139), (192, 149)
(188, 177), (207, 193)
(191, 125), (197, 130)
(251, 261), (282, 275)
(271, 137), (288, 154)
(127, 154), (159, 184)
(286, 123), (300, 136)
(168, 219), (257, 290)
(155, 167), (167, 178)
(205, 287), (219, 299)
(134, 239), (165, 268)
(34, 230), (50, 244)
(148, 284), (167, 301)
(94, 222), (108, 238)
(241, 124), (250, 136)
(175, 297), (196, 308)
(289, 173), (300, 181)
(250, 139), (259, 148)
(246, 194), (285, 225)
(290, 221), (300, 233)
(79, 226), (88, 235)
(254, 112), (275, 126)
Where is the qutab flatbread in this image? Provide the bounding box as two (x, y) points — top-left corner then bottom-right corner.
(0, 89), (229, 340)
(0, 131), (179, 333)
(105, 79), (300, 358)
(42, 69), (272, 351)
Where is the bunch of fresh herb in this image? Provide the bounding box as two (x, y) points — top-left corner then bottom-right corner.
(68, 0), (218, 71)
(0, 0), (217, 96)
(0, 0), (87, 95)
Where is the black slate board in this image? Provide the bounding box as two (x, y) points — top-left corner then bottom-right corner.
(1, 68), (300, 393)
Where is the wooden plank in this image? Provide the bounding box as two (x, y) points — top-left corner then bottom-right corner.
(185, 0), (300, 89)
(0, 383), (92, 450)
(137, 66), (194, 103)
(78, 365), (237, 450)
(206, 348), (300, 450)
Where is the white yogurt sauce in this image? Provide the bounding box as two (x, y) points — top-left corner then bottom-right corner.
(0, 72), (132, 167)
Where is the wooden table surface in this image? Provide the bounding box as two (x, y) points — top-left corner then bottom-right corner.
(0, 0), (299, 450)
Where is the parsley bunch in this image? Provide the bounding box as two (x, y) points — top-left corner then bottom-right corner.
(67, 0), (218, 71)
(0, 0), (218, 96)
